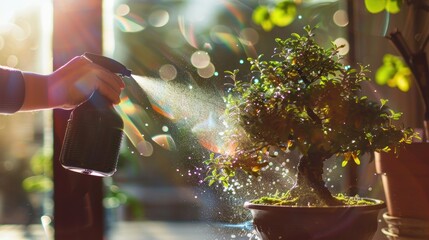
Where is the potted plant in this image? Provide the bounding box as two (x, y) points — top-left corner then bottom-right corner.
(364, 0), (429, 238)
(204, 26), (417, 240)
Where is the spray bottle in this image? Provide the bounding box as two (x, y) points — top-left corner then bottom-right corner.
(60, 53), (131, 177)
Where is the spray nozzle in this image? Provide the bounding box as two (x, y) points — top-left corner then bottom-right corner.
(83, 52), (132, 77)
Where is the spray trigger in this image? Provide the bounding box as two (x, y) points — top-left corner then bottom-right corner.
(83, 52), (132, 77)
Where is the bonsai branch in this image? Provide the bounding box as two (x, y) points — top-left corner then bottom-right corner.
(388, 30), (429, 140)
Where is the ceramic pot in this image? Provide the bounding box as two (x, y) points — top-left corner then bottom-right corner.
(244, 198), (385, 240)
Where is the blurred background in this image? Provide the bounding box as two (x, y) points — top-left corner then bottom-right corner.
(0, 0), (426, 239)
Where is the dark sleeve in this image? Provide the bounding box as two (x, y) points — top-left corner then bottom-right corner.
(0, 68), (25, 114)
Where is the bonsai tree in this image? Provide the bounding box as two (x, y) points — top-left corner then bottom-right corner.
(205, 26), (417, 206)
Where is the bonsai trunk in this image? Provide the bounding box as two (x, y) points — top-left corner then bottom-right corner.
(290, 150), (342, 206)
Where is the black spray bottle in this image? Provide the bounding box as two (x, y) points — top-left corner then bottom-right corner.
(60, 53), (131, 177)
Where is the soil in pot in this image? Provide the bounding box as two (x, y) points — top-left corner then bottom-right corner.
(244, 198), (385, 240)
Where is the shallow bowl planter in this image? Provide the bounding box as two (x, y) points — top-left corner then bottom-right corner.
(244, 198), (385, 240)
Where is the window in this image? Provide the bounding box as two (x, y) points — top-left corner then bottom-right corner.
(0, 0), (53, 238)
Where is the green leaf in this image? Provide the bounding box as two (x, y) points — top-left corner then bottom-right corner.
(270, 2), (297, 27)
(375, 66), (395, 85)
(252, 6), (273, 31)
(380, 99), (388, 107)
(386, 0), (401, 14)
(252, 5), (270, 24)
(341, 160), (348, 167)
(291, 33), (300, 39)
(22, 175), (53, 193)
(209, 179), (216, 186)
(365, 0), (387, 14)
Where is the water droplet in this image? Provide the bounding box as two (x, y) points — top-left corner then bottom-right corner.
(368, 187), (373, 191)
(162, 126), (169, 132)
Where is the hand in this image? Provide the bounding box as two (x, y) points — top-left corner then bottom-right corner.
(18, 55), (124, 112)
(47, 55), (125, 109)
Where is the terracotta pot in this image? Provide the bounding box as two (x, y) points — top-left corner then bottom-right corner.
(375, 143), (429, 220)
(244, 198), (385, 240)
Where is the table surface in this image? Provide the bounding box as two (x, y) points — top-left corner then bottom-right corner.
(0, 221), (389, 240)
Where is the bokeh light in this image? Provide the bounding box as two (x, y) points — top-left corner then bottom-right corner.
(116, 4), (130, 16)
(239, 28), (259, 45)
(162, 126), (169, 132)
(159, 64), (178, 81)
(7, 55), (18, 67)
(191, 50), (210, 69)
(333, 37), (350, 56)
(197, 62), (215, 78)
(148, 9), (169, 27)
(136, 140), (154, 157)
(333, 10), (348, 27)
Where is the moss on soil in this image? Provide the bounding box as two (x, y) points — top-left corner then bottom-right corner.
(251, 191), (376, 207)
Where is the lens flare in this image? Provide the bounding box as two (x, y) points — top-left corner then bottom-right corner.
(210, 30), (241, 53)
(178, 15), (198, 48)
(115, 14), (146, 32)
(118, 96), (137, 114)
(147, 94), (176, 120)
(223, 1), (246, 26)
(152, 134), (177, 151)
(210, 29), (257, 57)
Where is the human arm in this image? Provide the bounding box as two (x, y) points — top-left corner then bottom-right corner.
(0, 55), (124, 113)
(0, 68), (25, 113)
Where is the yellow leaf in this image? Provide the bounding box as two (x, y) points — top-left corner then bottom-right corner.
(352, 153), (361, 165)
(252, 165), (261, 172)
